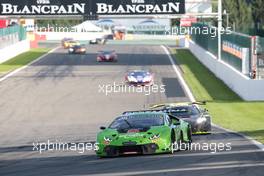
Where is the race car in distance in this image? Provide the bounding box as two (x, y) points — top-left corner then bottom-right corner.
(61, 38), (73, 47)
(68, 44), (86, 54)
(63, 40), (80, 49)
(150, 102), (212, 134)
(96, 111), (192, 157)
(125, 70), (154, 86)
(97, 50), (117, 62)
(90, 38), (106, 45)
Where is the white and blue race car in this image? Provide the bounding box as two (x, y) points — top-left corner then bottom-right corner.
(125, 70), (154, 86)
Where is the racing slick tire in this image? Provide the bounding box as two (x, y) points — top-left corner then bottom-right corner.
(170, 131), (176, 154)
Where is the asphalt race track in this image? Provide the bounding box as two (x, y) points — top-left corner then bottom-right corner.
(0, 44), (263, 176)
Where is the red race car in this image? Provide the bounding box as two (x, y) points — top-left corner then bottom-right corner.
(97, 50), (117, 62)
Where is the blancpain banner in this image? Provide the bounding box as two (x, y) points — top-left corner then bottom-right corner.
(0, 0), (185, 16)
(95, 0), (185, 15)
(0, 0), (87, 15)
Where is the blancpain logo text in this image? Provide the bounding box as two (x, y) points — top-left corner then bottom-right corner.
(1, 2), (86, 14)
(96, 2), (182, 14)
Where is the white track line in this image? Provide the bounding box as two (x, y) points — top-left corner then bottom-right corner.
(149, 149), (263, 158)
(161, 45), (264, 151)
(86, 163), (264, 176)
(0, 47), (59, 82)
(161, 45), (195, 102)
(213, 124), (264, 151)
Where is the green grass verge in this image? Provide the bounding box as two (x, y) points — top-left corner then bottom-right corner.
(0, 48), (50, 74)
(172, 49), (264, 144)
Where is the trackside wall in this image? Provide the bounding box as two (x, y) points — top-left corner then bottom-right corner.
(0, 40), (30, 64)
(188, 40), (264, 101)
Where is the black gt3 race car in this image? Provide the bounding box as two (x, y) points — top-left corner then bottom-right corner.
(150, 102), (212, 134)
(68, 44), (86, 54)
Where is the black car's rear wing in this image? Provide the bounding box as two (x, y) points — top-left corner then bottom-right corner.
(122, 109), (164, 115)
(191, 101), (207, 105)
(122, 110), (180, 121)
(149, 101), (207, 109)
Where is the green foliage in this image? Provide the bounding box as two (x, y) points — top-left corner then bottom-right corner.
(223, 0), (253, 33)
(222, 0), (264, 34)
(171, 19), (180, 27)
(36, 19), (82, 28)
(251, 0), (264, 28)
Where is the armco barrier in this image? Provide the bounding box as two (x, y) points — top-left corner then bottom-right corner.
(188, 40), (264, 101)
(0, 40), (30, 64)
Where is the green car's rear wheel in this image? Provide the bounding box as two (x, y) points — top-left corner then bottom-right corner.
(177, 131), (184, 152)
(170, 131), (176, 154)
(187, 126), (192, 143)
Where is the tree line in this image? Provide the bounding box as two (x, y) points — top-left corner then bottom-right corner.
(218, 0), (263, 35)
(171, 0), (263, 36)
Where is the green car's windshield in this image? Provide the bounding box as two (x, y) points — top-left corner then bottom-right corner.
(109, 114), (164, 132)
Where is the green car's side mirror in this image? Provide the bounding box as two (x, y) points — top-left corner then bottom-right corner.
(100, 126), (106, 130)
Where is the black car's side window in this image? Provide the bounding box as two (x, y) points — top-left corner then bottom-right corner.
(165, 115), (172, 125)
(191, 105), (200, 115)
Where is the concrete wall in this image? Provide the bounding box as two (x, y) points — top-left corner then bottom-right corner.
(38, 32), (187, 47)
(0, 40), (30, 64)
(124, 34), (186, 47)
(124, 34), (179, 40)
(188, 40), (264, 101)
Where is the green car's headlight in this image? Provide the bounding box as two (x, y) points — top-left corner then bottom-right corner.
(149, 134), (160, 141)
(103, 136), (112, 145)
